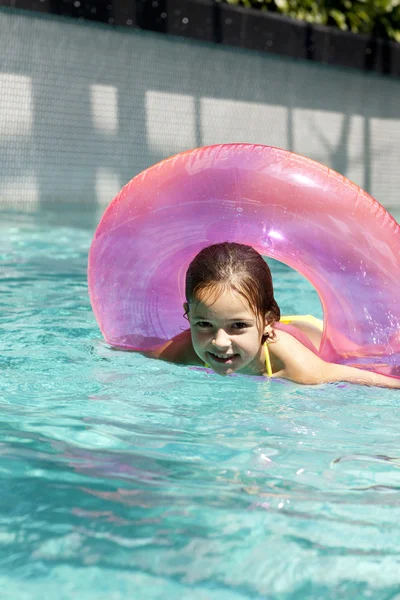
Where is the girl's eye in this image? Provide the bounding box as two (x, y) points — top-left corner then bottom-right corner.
(196, 321), (213, 329)
(232, 322), (249, 330)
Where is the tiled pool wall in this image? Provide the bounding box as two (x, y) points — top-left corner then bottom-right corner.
(1, 7), (400, 210)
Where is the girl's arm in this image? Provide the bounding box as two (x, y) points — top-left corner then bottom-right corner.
(271, 330), (400, 388)
(306, 362), (400, 388)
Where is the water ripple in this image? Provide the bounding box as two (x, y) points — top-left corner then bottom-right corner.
(2, 208), (400, 598)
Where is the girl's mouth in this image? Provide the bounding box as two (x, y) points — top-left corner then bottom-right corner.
(207, 352), (239, 365)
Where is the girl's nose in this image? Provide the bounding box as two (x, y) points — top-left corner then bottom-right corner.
(212, 329), (230, 349)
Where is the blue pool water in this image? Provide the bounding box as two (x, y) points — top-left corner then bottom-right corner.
(2, 206), (400, 599)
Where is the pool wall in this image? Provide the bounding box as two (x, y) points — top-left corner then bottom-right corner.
(1, 7), (400, 209)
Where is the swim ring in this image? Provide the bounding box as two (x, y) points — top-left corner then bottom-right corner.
(88, 144), (400, 378)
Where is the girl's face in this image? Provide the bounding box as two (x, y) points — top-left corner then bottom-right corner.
(186, 287), (270, 376)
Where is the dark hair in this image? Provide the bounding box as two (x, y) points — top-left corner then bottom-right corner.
(185, 242), (280, 340)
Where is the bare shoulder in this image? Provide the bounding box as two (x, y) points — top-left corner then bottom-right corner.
(144, 329), (201, 365)
(270, 328), (312, 359)
(286, 320), (322, 351)
(269, 329), (323, 383)
(269, 329), (400, 388)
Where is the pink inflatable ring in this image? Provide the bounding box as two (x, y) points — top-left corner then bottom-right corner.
(88, 144), (400, 378)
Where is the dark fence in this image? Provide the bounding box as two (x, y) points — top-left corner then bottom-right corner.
(1, 0), (400, 77)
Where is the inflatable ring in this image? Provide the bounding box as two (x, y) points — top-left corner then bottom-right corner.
(88, 144), (400, 377)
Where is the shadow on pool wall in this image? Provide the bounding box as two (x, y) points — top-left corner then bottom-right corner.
(0, 5), (400, 230)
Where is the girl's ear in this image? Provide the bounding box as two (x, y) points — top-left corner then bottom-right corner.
(263, 322), (273, 338)
(263, 314), (274, 338)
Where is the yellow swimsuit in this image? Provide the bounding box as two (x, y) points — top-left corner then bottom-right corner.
(206, 315), (323, 376)
(263, 340), (273, 376)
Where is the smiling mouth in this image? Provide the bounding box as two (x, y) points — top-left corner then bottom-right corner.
(207, 352), (239, 364)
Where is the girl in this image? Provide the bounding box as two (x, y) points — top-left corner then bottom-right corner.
(147, 242), (400, 388)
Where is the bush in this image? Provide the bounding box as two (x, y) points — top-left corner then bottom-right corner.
(222, 0), (400, 43)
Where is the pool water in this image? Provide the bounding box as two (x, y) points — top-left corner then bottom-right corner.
(2, 206), (400, 599)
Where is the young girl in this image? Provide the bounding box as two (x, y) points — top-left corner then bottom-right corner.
(147, 242), (400, 388)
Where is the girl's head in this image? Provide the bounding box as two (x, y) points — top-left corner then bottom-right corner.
(184, 242), (280, 375)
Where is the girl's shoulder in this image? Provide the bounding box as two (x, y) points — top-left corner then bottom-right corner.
(274, 321), (321, 353)
(144, 329), (201, 365)
(268, 327), (326, 383)
(270, 328), (400, 388)
(269, 328), (309, 361)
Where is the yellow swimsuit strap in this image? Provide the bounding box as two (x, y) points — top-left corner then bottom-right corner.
(264, 314), (323, 377)
(280, 314), (323, 330)
(264, 315), (323, 377)
(264, 341), (272, 377)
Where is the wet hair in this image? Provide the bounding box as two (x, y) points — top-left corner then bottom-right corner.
(185, 242), (280, 341)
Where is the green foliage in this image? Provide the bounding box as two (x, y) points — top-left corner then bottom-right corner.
(223, 0), (400, 42)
